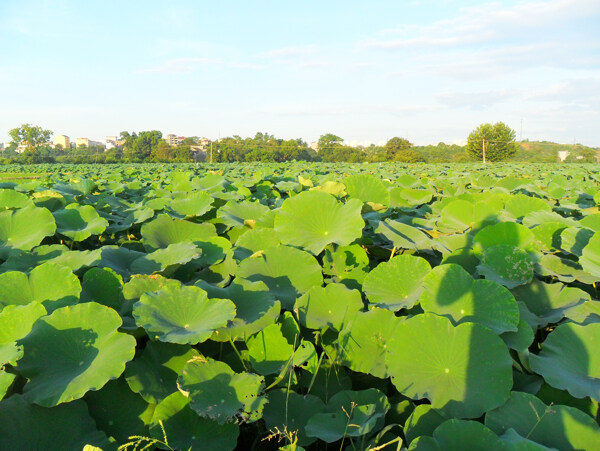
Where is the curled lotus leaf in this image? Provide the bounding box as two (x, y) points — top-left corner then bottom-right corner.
(529, 322), (600, 402)
(218, 200), (271, 228)
(133, 284), (236, 344)
(386, 313), (512, 418)
(274, 190), (364, 255)
(0, 205), (56, 255)
(53, 203), (109, 241)
(374, 219), (432, 252)
(17, 302), (136, 407)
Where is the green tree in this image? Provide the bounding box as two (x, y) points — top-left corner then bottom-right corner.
(466, 122), (518, 162)
(384, 137), (412, 160)
(9, 124), (52, 153)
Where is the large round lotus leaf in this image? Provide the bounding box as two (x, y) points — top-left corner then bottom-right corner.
(295, 283), (363, 331)
(529, 323), (600, 401)
(167, 191), (213, 217)
(512, 280), (591, 327)
(85, 377), (154, 444)
(560, 227), (594, 257)
(311, 180), (347, 196)
(404, 404), (446, 444)
(536, 254), (598, 285)
(485, 391), (600, 450)
(0, 205), (56, 254)
(439, 199), (496, 232)
(234, 227), (281, 260)
(246, 322), (294, 375)
(0, 302), (46, 365)
(140, 213), (216, 250)
(363, 255), (431, 311)
(344, 174), (390, 208)
(178, 357), (266, 424)
(397, 187), (433, 206)
(579, 232), (600, 277)
(130, 242), (202, 275)
(0, 395), (113, 450)
(263, 389), (326, 446)
(478, 244), (534, 289)
(237, 245), (323, 310)
(0, 262), (81, 312)
(0, 188), (32, 209)
(274, 190), (364, 255)
(32, 189), (67, 211)
(17, 302), (136, 407)
(133, 284), (236, 344)
(125, 340), (200, 404)
(53, 203), (108, 241)
(505, 194), (551, 219)
(81, 267), (123, 311)
(196, 280), (280, 342)
(499, 429), (555, 450)
(386, 313), (513, 418)
(409, 420), (508, 451)
(189, 236), (232, 267)
(338, 308), (400, 378)
(421, 264), (519, 334)
(218, 200), (270, 228)
(305, 388), (390, 443)
(150, 391), (239, 451)
(474, 222), (535, 252)
(532, 222), (567, 251)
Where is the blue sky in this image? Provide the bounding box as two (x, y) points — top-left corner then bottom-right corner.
(1, 0), (599, 146)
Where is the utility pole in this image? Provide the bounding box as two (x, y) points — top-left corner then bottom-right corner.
(210, 142), (213, 163)
(482, 139), (486, 164)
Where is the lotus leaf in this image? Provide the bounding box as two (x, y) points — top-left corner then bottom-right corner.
(404, 405), (446, 444)
(505, 194), (551, 219)
(295, 283), (363, 331)
(474, 222), (535, 252)
(246, 323), (294, 375)
(0, 189), (32, 209)
(167, 191), (213, 216)
(421, 264), (519, 334)
(178, 357), (266, 424)
(218, 200), (270, 227)
(409, 419), (508, 451)
(529, 323), (600, 401)
(499, 429), (556, 450)
(0, 205), (56, 254)
(478, 244), (534, 289)
(532, 222), (567, 251)
(141, 213), (216, 250)
(386, 313), (512, 418)
(0, 302), (46, 366)
(536, 254), (598, 284)
(274, 190), (364, 254)
(17, 302), (136, 407)
(344, 174), (390, 208)
(439, 199), (496, 232)
(81, 267), (124, 311)
(363, 254), (431, 311)
(311, 180), (347, 196)
(579, 232), (600, 277)
(150, 391), (239, 451)
(560, 227), (594, 257)
(133, 284), (236, 344)
(485, 391), (600, 450)
(321, 243), (369, 289)
(130, 242), (201, 275)
(374, 219), (432, 252)
(233, 228), (281, 261)
(53, 203), (108, 241)
(237, 245), (323, 310)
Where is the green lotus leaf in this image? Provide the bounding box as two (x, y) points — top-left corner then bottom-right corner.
(0, 205), (56, 255)
(0, 370), (16, 400)
(477, 244), (534, 289)
(562, 299), (600, 325)
(99, 246), (146, 278)
(363, 255), (431, 311)
(32, 189), (67, 211)
(234, 228), (281, 261)
(438, 199), (496, 232)
(321, 243), (370, 289)
(529, 323), (600, 401)
(167, 191), (213, 217)
(311, 180), (347, 196)
(237, 245), (323, 310)
(81, 267), (124, 311)
(0, 262), (81, 312)
(421, 264), (519, 334)
(305, 388), (390, 443)
(246, 322), (294, 375)
(141, 213), (216, 250)
(374, 219), (432, 252)
(522, 211), (577, 228)
(130, 242), (201, 275)
(560, 227), (594, 257)
(123, 274), (181, 302)
(218, 200), (271, 227)
(579, 232), (600, 278)
(263, 389), (326, 446)
(579, 213), (600, 231)
(338, 308), (400, 378)
(404, 405), (446, 444)
(505, 194), (552, 219)
(532, 222), (567, 251)
(386, 313), (512, 418)
(85, 377), (155, 444)
(500, 317), (535, 353)
(17, 302), (136, 407)
(149, 391), (239, 451)
(536, 254), (598, 284)
(409, 419), (508, 451)
(485, 391), (600, 450)
(0, 302), (46, 365)
(295, 283), (363, 331)
(1, 245), (101, 273)
(188, 236), (232, 267)
(344, 174), (390, 209)
(396, 187), (433, 206)
(274, 190), (364, 255)
(499, 429), (556, 450)
(178, 357), (266, 424)
(125, 340), (199, 404)
(0, 395), (113, 450)
(0, 188), (32, 209)
(474, 222), (535, 252)
(512, 280), (591, 327)
(133, 284), (235, 344)
(53, 203), (109, 241)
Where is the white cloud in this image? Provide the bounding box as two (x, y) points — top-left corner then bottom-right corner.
(138, 57), (263, 74)
(260, 45), (317, 60)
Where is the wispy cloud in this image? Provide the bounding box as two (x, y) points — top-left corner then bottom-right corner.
(138, 57), (263, 74)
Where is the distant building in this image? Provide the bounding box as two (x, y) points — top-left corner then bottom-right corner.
(54, 135), (71, 150)
(76, 138), (103, 148)
(557, 150), (570, 162)
(166, 134), (185, 146)
(310, 141), (319, 152)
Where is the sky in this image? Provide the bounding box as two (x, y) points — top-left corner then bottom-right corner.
(1, 0), (599, 147)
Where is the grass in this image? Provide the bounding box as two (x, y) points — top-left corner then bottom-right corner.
(0, 172), (46, 183)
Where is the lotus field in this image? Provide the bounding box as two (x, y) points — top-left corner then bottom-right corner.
(1, 163), (600, 450)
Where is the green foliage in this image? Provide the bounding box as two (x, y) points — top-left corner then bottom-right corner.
(8, 123), (52, 153)
(466, 122), (519, 162)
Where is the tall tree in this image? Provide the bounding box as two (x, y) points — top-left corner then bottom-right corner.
(9, 124), (52, 153)
(466, 122), (518, 162)
(384, 137), (413, 160)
